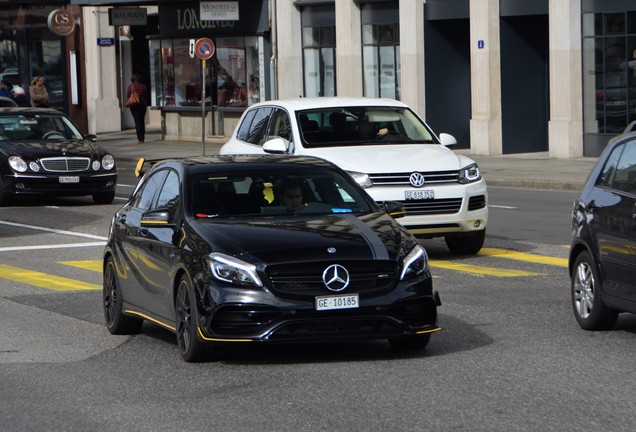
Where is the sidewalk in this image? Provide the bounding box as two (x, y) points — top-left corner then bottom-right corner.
(97, 129), (597, 192)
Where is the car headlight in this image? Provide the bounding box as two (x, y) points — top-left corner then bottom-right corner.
(347, 171), (373, 188)
(208, 252), (263, 287)
(101, 154), (115, 171)
(9, 156), (27, 172)
(400, 244), (428, 280)
(92, 160), (101, 170)
(29, 161), (40, 172)
(458, 163), (481, 184)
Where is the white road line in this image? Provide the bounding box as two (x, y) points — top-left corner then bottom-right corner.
(489, 205), (518, 209)
(0, 220), (108, 241)
(0, 242), (106, 252)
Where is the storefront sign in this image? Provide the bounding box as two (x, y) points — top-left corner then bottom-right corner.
(200, 2), (239, 21)
(47, 9), (76, 37)
(108, 8), (148, 26)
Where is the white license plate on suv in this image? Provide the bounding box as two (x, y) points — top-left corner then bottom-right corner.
(59, 176), (80, 184)
(405, 190), (434, 200)
(315, 294), (359, 311)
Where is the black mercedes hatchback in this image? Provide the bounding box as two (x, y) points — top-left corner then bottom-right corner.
(103, 154), (441, 361)
(569, 126), (636, 330)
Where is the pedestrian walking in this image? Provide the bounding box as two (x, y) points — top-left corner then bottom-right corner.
(126, 73), (149, 143)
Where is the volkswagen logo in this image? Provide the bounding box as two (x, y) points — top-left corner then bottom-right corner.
(409, 172), (426, 188)
(322, 264), (350, 292)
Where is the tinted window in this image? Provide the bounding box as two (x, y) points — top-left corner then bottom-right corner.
(134, 170), (169, 211)
(267, 108), (292, 141)
(597, 143), (622, 187)
(612, 140), (636, 194)
(244, 107), (273, 144)
(236, 109), (257, 141)
(156, 170), (180, 210)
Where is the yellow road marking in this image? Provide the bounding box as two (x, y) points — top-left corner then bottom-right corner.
(479, 248), (568, 268)
(429, 260), (542, 277)
(59, 260), (102, 272)
(0, 264), (100, 291)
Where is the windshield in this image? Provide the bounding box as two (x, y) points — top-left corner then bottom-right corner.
(191, 165), (375, 218)
(0, 114), (84, 141)
(296, 106), (438, 148)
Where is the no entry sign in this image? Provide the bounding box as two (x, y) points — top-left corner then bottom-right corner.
(194, 38), (215, 60)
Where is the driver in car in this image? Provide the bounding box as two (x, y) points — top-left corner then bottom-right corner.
(358, 117), (388, 140)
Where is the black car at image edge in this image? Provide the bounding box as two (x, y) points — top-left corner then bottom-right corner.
(570, 121), (636, 330)
(0, 107), (117, 205)
(103, 154), (441, 362)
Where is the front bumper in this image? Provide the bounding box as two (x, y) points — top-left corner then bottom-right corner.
(197, 274), (441, 343)
(368, 180), (488, 237)
(1, 171), (117, 196)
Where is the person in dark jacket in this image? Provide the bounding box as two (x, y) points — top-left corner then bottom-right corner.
(126, 73), (149, 143)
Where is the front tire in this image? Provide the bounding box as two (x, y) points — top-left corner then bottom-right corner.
(175, 274), (208, 362)
(571, 250), (618, 330)
(444, 229), (486, 255)
(103, 256), (143, 334)
(389, 333), (431, 351)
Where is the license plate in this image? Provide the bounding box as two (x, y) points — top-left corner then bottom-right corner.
(405, 190), (434, 200)
(59, 176), (80, 184)
(315, 294), (359, 311)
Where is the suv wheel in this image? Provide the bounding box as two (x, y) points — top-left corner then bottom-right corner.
(444, 230), (485, 255)
(571, 250), (618, 330)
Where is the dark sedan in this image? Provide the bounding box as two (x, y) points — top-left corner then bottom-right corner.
(570, 124), (636, 330)
(0, 107), (117, 205)
(103, 155), (441, 362)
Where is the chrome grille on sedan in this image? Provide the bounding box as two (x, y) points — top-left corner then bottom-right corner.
(369, 170), (459, 186)
(40, 157), (91, 172)
(265, 261), (398, 300)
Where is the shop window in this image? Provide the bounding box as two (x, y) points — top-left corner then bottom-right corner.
(149, 36), (261, 108)
(301, 5), (336, 97)
(583, 11), (636, 135)
(360, 2), (400, 100)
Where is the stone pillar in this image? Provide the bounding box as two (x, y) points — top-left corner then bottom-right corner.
(399, 0), (425, 117)
(275, 1), (303, 99)
(548, 0), (583, 158)
(469, 0), (502, 155)
(336, 1), (362, 96)
(82, 7), (121, 134)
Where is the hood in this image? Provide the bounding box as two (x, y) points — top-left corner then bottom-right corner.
(192, 212), (414, 266)
(0, 139), (99, 159)
(301, 143), (469, 173)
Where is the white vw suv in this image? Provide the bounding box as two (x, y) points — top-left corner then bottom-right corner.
(220, 97), (488, 254)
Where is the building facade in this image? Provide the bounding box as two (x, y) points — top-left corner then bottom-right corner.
(71, 0), (636, 158)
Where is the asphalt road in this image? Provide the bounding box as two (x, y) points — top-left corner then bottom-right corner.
(0, 175), (634, 431)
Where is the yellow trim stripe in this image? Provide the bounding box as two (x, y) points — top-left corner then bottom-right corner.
(417, 327), (442, 334)
(429, 259), (542, 277)
(124, 309), (176, 331)
(197, 326), (252, 342)
(0, 264), (100, 291)
(479, 247), (568, 268)
(59, 260), (102, 272)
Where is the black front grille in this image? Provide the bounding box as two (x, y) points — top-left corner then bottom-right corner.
(265, 261), (398, 300)
(385, 198), (462, 216)
(41, 157), (90, 172)
(468, 195), (486, 210)
(369, 171), (459, 186)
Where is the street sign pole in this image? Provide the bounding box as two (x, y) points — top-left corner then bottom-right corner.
(201, 59), (206, 155)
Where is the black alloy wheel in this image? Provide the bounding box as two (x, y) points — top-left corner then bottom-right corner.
(175, 274), (208, 362)
(389, 333), (431, 351)
(571, 250), (618, 330)
(103, 256), (143, 334)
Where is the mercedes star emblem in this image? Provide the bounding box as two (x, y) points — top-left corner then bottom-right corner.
(322, 264), (350, 292)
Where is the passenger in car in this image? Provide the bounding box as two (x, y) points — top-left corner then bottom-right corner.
(281, 181), (304, 212)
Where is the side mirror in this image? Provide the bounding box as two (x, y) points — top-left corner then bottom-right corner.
(140, 209), (175, 228)
(85, 134), (98, 142)
(263, 137), (291, 154)
(439, 133), (457, 147)
(383, 201), (406, 219)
